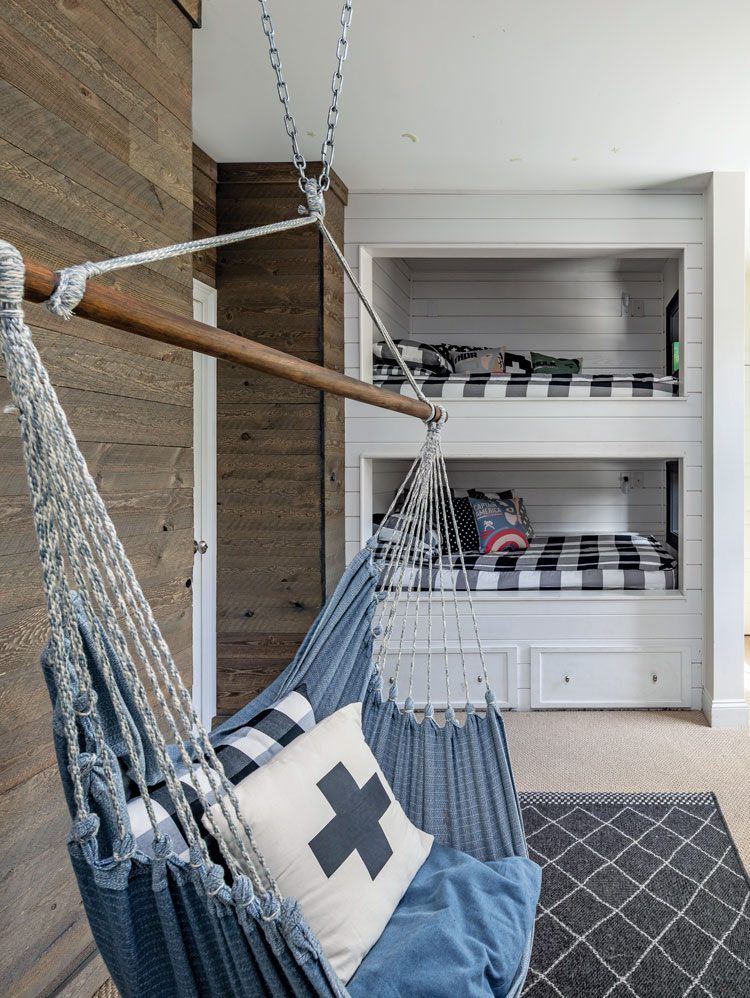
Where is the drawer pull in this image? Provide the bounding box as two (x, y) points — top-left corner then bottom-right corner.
(476, 675), (483, 684)
(564, 674), (571, 684)
(652, 673), (658, 683)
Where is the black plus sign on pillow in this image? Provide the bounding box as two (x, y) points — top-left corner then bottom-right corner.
(309, 762), (393, 880)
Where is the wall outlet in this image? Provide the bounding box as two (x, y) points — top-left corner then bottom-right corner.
(631, 299), (645, 318)
(620, 472), (644, 492)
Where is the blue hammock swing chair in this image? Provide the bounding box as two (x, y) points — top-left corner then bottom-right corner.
(0, 3), (541, 995)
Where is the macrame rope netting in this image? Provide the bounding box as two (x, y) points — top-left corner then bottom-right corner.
(370, 421), (494, 721)
(0, 241), (284, 907)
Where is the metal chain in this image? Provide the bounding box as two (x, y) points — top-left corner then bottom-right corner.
(257, 0), (353, 194)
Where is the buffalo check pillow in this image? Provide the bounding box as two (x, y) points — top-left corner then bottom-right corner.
(126, 686), (315, 861)
(372, 338), (453, 375)
(206, 701), (433, 983)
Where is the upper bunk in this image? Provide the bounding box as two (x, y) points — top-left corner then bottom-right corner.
(360, 251), (685, 406)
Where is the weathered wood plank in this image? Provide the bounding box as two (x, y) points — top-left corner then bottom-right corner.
(3, 326), (193, 407)
(0, 486), (193, 558)
(1, 0), (193, 989)
(193, 144), (216, 286)
(0, 79), (191, 238)
(215, 165), (347, 714)
(217, 633), (307, 713)
(0, 379), (192, 447)
(0, 200), (193, 320)
(0, 437), (192, 496)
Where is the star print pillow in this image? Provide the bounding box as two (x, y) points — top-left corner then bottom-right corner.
(204, 702), (433, 983)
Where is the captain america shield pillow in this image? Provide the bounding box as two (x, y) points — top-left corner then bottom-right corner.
(468, 494), (530, 553)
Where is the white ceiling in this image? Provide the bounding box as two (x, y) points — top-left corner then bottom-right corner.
(193, 0), (750, 193)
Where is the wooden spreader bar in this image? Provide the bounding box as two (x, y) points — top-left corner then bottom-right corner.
(21, 256), (440, 423)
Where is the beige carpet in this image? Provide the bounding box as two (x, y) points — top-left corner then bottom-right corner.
(505, 709), (750, 869)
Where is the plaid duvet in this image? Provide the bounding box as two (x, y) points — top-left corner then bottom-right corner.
(373, 364), (679, 399)
(377, 533), (678, 592)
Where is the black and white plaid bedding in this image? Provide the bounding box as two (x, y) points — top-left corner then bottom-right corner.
(372, 364), (679, 399)
(377, 533), (678, 592)
(126, 686), (315, 860)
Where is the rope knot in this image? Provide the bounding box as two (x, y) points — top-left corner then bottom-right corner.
(205, 863), (226, 897)
(46, 262), (100, 320)
(70, 812), (100, 844)
(112, 832), (136, 862)
(152, 834), (174, 860)
(299, 179), (326, 219)
(231, 874), (255, 909)
(260, 890), (282, 922)
(0, 240), (25, 311)
(73, 689), (97, 716)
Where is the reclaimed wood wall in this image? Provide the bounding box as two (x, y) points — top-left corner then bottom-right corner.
(215, 164), (346, 720)
(0, 1), (195, 993)
(193, 143), (217, 287)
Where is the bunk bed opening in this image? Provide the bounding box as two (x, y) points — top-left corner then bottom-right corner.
(364, 251), (684, 401)
(369, 456), (682, 596)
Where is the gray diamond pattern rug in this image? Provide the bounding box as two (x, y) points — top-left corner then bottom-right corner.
(520, 792), (750, 998)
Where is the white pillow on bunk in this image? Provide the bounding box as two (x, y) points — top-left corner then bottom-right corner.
(205, 701), (433, 983)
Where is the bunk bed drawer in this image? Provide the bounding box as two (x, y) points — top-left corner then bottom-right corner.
(379, 644), (518, 710)
(530, 645), (692, 708)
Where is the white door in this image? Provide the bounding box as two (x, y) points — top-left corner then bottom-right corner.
(192, 280), (218, 728)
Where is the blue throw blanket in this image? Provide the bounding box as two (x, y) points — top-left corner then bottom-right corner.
(349, 842), (541, 997)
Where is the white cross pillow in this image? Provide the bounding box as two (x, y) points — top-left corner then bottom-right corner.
(205, 701), (433, 983)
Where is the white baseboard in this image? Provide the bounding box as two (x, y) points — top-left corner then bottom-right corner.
(701, 688), (749, 728)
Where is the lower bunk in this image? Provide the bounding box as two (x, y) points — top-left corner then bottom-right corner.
(375, 531), (678, 592)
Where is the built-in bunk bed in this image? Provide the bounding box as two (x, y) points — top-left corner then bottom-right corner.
(372, 463), (679, 595)
(367, 255), (682, 401)
(366, 254), (682, 595)
(347, 247), (695, 712)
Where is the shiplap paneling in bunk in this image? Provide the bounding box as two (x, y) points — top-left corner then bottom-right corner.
(372, 256), (411, 340)
(344, 191), (705, 711)
(371, 459), (667, 538)
(0, 1), (196, 993)
(406, 258), (665, 376)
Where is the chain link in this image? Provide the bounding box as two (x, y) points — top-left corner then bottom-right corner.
(257, 0), (353, 195)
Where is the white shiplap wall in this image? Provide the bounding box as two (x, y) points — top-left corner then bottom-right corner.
(406, 259), (665, 377)
(372, 257), (411, 340)
(344, 192), (704, 711)
(372, 458), (667, 539)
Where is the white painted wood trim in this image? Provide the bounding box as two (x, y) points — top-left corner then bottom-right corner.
(700, 689), (749, 729)
(192, 280), (218, 729)
(530, 643), (692, 709)
(379, 643), (519, 709)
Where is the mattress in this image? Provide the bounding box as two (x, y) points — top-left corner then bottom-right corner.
(376, 533), (678, 592)
(372, 364), (679, 399)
